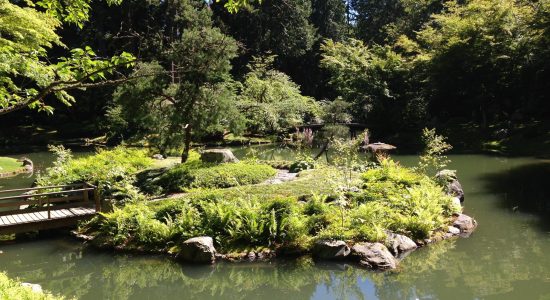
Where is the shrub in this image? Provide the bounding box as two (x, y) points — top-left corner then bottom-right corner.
(289, 159), (315, 173)
(36, 146), (153, 201)
(192, 162), (277, 188)
(153, 161), (277, 193)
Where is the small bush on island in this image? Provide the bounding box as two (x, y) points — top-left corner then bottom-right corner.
(138, 151), (277, 194)
(0, 272), (65, 300)
(36, 146), (153, 201)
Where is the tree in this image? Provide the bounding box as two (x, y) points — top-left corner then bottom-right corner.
(311, 0), (348, 41)
(107, 0), (240, 162)
(0, 0), (134, 116)
(237, 55), (320, 135)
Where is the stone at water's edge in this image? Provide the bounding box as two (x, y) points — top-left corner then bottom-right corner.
(436, 170), (465, 202)
(178, 237), (217, 264)
(350, 243), (397, 270)
(200, 149), (239, 163)
(312, 240), (350, 260)
(453, 214), (478, 237)
(385, 232), (417, 257)
(21, 283), (43, 293)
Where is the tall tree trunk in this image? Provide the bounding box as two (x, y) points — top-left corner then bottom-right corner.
(181, 125), (192, 163)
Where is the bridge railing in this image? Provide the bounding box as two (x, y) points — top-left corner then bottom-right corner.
(0, 183), (99, 219)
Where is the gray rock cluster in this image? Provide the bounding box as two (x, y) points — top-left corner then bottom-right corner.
(311, 232), (416, 270)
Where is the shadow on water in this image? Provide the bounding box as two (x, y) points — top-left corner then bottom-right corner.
(480, 160), (550, 230)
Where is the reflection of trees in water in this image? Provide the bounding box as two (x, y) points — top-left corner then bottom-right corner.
(481, 161), (550, 229)
(4, 228), (550, 300)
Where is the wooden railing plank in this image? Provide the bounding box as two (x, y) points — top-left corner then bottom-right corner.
(0, 188), (94, 201)
(0, 184), (85, 194)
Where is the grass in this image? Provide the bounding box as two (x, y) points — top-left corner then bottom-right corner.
(0, 272), (65, 300)
(0, 156), (23, 173)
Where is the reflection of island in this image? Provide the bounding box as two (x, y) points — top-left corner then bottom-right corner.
(2, 232), (550, 300)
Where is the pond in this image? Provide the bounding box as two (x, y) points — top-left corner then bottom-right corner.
(1, 148), (550, 300)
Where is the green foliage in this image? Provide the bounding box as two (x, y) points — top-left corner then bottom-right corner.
(321, 39), (405, 123)
(0, 272), (65, 300)
(141, 154), (277, 193)
(36, 146), (152, 201)
(238, 55), (320, 134)
(289, 159), (316, 173)
(83, 158), (459, 252)
(417, 128), (453, 176)
(0, 0), (134, 115)
(192, 162), (277, 189)
(106, 1), (240, 160)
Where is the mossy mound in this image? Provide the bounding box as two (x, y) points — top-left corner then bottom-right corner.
(0, 157), (26, 178)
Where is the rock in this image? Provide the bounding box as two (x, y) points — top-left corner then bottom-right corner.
(312, 240), (350, 260)
(448, 179), (465, 202)
(178, 236), (217, 264)
(152, 154), (165, 160)
(452, 197), (462, 208)
(21, 283), (42, 293)
(385, 232), (417, 256)
(350, 243), (397, 270)
(453, 214), (477, 236)
(447, 226), (461, 235)
(436, 170), (465, 202)
(200, 149), (239, 164)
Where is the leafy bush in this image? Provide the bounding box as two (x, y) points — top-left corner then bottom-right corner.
(150, 160), (277, 193)
(289, 159), (315, 173)
(0, 272), (65, 300)
(36, 146), (152, 201)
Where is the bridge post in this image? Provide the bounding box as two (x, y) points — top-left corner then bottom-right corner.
(94, 188), (101, 212)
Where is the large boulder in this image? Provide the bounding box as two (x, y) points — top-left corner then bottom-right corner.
(312, 240), (350, 260)
(350, 243), (397, 270)
(453, 214), (477, 236)
(178, 237), (217, 264)
(200, 149), (239, 164)
(385, 232), (417, 257)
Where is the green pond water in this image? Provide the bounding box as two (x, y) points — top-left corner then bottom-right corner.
(1, 148), (550, 300)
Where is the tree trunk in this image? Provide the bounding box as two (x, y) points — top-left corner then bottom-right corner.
(314, 140), (330, 160)
(181, 125), (192, 163)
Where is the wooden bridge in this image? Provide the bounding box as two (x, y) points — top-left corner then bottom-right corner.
(0, 183), (101, 235)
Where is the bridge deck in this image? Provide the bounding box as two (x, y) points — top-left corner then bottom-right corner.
(0, 207), (95, 226)
(0, 183), (100, 235)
